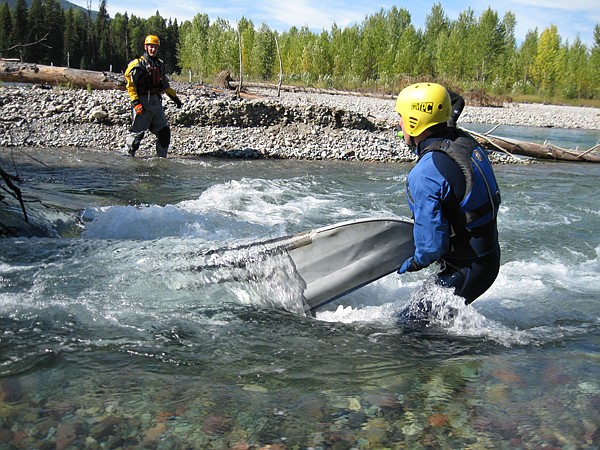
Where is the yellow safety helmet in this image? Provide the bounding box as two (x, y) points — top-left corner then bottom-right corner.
(144, 35), (160, 46)
(395, 82), (451, 137)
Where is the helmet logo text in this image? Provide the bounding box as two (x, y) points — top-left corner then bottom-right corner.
(411, 102), (434, 114)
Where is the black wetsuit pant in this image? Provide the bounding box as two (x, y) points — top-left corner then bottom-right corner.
(437, 244), (501, 304)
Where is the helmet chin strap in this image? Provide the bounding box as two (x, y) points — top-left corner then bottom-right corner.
(407, 135), (417, 152)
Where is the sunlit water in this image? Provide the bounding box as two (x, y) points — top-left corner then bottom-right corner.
(1, 129), (600, 448)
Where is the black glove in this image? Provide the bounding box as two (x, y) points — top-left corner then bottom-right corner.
(398, 257), (422, 274)
(173, 96), (183, 108)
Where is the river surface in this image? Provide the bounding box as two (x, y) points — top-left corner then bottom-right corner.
(1, 127), (600, 448)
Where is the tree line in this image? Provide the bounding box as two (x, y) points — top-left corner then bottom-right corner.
(1, 1), (599, 100)
(0, 0), (180, 73)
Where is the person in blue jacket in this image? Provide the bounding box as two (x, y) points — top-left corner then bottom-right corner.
(395, 82), (501, 314)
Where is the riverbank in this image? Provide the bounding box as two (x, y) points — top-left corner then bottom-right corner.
(1, 83), (598, 163)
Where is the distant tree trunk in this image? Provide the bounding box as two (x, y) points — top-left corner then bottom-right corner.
(0, 60), (125, 90)
(237, 31), (243, 96)
(274, 34), (283, 97)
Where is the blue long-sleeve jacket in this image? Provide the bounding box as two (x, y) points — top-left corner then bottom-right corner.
(402, 130), (500, 273)
(407, 150), (457, 268)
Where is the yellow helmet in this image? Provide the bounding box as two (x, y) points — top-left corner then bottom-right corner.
(144, 35), (160, 46)
(395, 83), (451, 137)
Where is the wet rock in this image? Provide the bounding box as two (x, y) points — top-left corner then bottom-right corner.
(0, 379), (22, 403)
(361, 417), (389, 445)
(365, 392), (402, 410)
(0, 428), (14, 444)
(55, 419), (87, 450)
(202, 415), (232, 435)
(89, 416), (126, 441)
(32, 417), (59, 439)
(141, 422), (167, 446)
(427, 413), (449, 427)
(492, 368), (524, 384)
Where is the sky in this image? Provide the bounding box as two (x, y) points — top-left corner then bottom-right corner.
(70, 0), (599, 47)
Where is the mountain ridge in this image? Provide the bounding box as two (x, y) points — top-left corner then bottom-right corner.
(1, 0), (98, 18)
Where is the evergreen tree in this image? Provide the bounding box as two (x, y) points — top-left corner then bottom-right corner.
(164, 18), (180, 74)
(27, 0), (45, 63)
(95, 0), (110, 70)
(11, 0), (28, 61)
(110, 13), (129, 72)
(145, 8), (173, 73)
(74, 8), (89, 69)
(43, 0), (64, 65)
(63, 8), (78, 67)
(0, 3), (13, 58)
(81, 0), (95, 69)
(127, 15), (147, 59)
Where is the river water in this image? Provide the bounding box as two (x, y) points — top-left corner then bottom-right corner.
(1, 126), (600, 448)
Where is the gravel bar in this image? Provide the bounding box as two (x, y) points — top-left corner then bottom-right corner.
(1, 83), (598, 163)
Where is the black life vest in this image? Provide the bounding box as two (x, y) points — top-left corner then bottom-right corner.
(410, 131), (501, 231)
(137, 56), (164, 95)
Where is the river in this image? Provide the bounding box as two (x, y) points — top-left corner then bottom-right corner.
(1, 127), (600, 448)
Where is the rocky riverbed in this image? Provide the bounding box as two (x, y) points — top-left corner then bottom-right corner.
(1, 82), (598, 163)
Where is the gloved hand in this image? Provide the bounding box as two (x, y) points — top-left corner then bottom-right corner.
(132, 100), (144, 115)
(398, 256), (422, 274)
(173, 96), (183, 108)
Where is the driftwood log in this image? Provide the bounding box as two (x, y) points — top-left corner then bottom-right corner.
(0, 60), (125, 90)
(467, 128), (600, 163)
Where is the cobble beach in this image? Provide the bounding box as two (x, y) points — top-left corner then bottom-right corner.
(1, 83), (599, 162)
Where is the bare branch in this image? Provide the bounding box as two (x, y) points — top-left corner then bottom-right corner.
(2, 33), (50, 54)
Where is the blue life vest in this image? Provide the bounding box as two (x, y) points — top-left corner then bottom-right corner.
(408, 131), (501, 231)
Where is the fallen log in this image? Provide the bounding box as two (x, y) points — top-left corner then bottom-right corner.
(0, 60), (125, 90)
(467, 128), (600, 163)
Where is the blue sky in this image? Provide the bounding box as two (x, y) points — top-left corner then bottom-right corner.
(71, 0), (598, 47)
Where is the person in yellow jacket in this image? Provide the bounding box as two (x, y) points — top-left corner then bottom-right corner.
(121, 35), (183, 157)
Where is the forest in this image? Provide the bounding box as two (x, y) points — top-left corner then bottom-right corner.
(1, 0), (599, 101)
